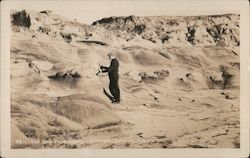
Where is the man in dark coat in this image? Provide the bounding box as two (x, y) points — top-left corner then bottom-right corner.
(100, 53), (120, 103)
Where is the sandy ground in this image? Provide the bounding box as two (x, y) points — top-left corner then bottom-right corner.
(10, 11), (240, 149)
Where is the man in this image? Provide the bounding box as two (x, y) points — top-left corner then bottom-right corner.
(99, 53), (120, 103)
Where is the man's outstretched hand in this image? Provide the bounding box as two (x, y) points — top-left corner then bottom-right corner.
(96, 69), (101, 76)
(96, 64), (103, 76)
(100, 66), (105, 71)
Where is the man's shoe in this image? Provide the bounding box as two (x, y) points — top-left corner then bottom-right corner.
(111, 100), (120, 104)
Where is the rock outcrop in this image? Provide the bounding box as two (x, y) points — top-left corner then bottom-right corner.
(92, 14), (239, 47)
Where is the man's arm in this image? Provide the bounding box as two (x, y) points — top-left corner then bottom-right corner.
(100, 65), (109, 73)
(100, 59), (118, 73)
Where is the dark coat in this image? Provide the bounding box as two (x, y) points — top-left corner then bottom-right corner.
(100, 58), (120, 102)
(100, 58), (119, 81)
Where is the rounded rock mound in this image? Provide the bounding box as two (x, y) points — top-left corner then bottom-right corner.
(51, 94), (122, 129)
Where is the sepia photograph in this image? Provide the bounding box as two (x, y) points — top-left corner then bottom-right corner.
(1, 0), (249, 158)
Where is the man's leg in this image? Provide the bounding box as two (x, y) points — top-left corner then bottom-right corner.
(109, 82), (116, 102)
(114, 84), (120, 103)
(110, 80), (120, 103)
(112, 85), (120, 103)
